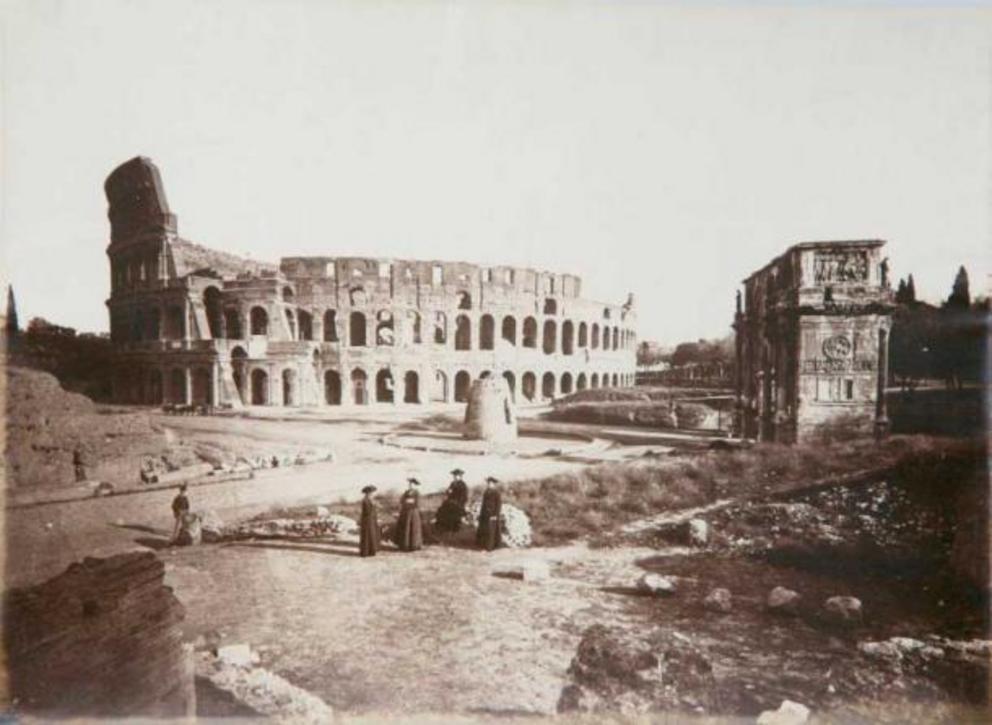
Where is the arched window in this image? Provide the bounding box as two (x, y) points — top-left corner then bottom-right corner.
(522, 372), (537, 401)
(578, 322), (588, 348)
(298, 310), (313, 341)
(480, 314), (495, 350)
(376, 369), (395, 403)
(224, 308), (241, 339)
(542, 319), (557, 355)
(541, 372), (556, 399)
(250, 369), (268, 405)
(591, 373), (600, 388)
(561, 372), (574, 395)
(204, 287), (223, 339)
(591, 323), (600, 349)
(250, 307), (268, 336)
(577, 372), (588, 391)
(324, 370), (342, 405)
(350, 311), (367, 347)
(523, 317), (538, 348)
(434, 312), (447, 344)
(457, 291), (472, 310)
(612, 373), (619, 387)
(170, 368), (187, 404)
(349, 286), (366, 307)
(323, 310), (338, 342)
(404, 371), (420, 403)
(351, 368), (369, 405)
(612, 327), (619, 350)
(455, 314), (471, 351)
(501, 316), (516, 345)
(432, 370), (448, 402)
(562, 320), (574, 355)
(543, 298), (557, 315)
(167, 305), (186, 340)
(454, 370), (471, 402)
(407, 311), (422, 344)
(376, 310), (394, 346)
(192, 368), (212, 405)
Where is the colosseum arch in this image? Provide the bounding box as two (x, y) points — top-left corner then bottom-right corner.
(351, 368), (369, 405)
(193, 368), (212, 405)
(166, 305), (186, 339)
(281, 369), (297, 406)
(502, 371), (516, 400)
(349, 286), (366, 307)
(250, 307), (268, 336)
(298, 310), (313, 341)
(455, 315), (472, 351)
(350, 311), (367, 347)
(432, 370), (448, 402)
(562, 320), (575, 355)
(480, 314), (495, 350)
(521, 372), (537, 401)
(224, 308), (241, 339)
(541, 372), (556, 399)
(457, 291), (472, 310)
(523, 317), (538, 348)
(591, 323), (600, 349)
(561, 372), (574, 395)
(376, 369), (395, 403)
(324, 370), (341, 405)
(590, 372), (599, 388)
(434, 312), (447, 344)
(148, 369), (163, 404)
(454, 370), (471, 402)
(168, 368), (186, 403)
(578, 322), (588, 348)
(376, 311), (395, 346)
(130, 309), (145, 341)
(404, 371), (420, 403)
(204, 287), (223, 338)
(323, 310), (338, 342)
(577, 372), (588, 391)
(542, 320), (557, 355)
(612, 373), (619, 387)
(612, 327), (619, 350)
(501, 316), (516, 345)
(251, 368), (268, 405)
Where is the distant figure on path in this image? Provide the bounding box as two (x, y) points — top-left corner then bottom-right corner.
(171, 484), (190, 542)
(359, 485), (380, 557)
(476, 477), (503, 551)
(394, 478), (424, 552)
(434, 468), (469, 534)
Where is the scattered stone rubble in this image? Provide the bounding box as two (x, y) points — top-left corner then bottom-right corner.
(222, 514), (359, 541)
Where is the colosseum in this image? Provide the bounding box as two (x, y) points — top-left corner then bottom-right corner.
(105, 157), (638, 408)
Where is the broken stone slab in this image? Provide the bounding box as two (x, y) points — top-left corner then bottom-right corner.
(636, 573), (676, 595)
(217, 643), (253, 667)
(687, 518), (709, 546)
(858, 640), (903, 660)
(767, 586), (801, 615)
(491, 559), (551, 582)
(703, 587), (732, 613)
(823, 596), (863, 624)
(756, 699), (811, 725)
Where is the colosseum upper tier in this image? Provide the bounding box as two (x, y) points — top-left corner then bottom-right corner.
(105, 157), (637, 408)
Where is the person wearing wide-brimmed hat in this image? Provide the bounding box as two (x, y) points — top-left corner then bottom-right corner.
(393, 477), (424, 552)
(359, 485), (381, 557)
(476, 476), (502, 551)
(434, 467), (469, 534)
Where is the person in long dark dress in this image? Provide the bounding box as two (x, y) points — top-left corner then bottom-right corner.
(394, 478), (424, 552)
(359, 485), (380, 557)
(434, 468), (469, 533)
(476, 476), (503, 551)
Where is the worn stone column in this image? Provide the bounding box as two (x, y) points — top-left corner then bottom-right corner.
(875, 325), (890, 439)
(183, 367), (192, 406)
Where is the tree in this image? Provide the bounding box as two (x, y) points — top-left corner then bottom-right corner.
(947, 266), (970, 309)
(906, 274), (917, 303)
(895, 278), (908, 304)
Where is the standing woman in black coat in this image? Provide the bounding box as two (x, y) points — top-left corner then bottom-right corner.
(476, 476), (503, 551)
(359, 485), (380, 557)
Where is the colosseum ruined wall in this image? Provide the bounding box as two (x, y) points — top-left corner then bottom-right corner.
(104, 157), (637, 408)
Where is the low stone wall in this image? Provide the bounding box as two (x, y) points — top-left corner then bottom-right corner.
(3, 551), (193, 718)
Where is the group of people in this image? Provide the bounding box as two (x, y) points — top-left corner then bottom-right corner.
(359, 468), (503, 558)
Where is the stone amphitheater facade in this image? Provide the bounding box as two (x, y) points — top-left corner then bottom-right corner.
(105, 157), (637, 408)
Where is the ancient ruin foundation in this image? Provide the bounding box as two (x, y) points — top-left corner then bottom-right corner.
(734, 240), (894, 443)
(104, 157), (637, 408)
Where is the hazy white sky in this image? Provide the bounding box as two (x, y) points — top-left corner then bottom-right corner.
(3, 1), (990, 343)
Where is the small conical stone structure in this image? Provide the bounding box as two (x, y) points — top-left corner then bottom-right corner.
(464, 376), (517, 442)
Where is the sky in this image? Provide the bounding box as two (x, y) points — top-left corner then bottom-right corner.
(2, 0), (990, 344)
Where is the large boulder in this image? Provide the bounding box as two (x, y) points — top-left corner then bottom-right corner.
(466, 501), (532, 548)
(636, 573), (676, 595)
(767, 586), (801, 615)
(702, 588), (732, 613)
(823, 596), (862, 625)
